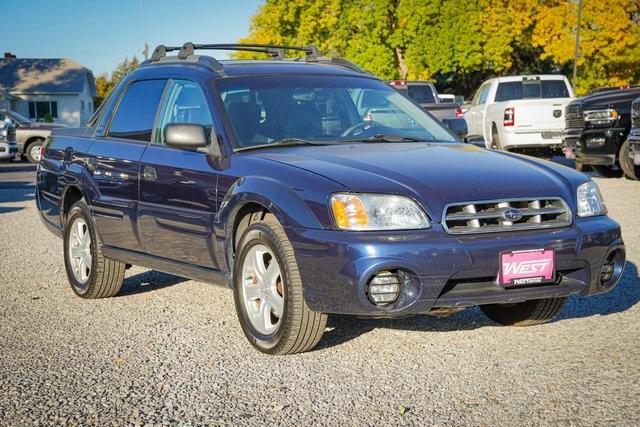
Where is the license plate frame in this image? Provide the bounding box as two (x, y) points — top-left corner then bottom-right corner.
(497, 248), (556, 287)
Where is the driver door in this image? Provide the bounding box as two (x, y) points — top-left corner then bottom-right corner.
(138, 79), (221, 268)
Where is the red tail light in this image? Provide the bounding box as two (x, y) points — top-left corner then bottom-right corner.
(503, 107), (515, 126)
(455, 106), (463, 118)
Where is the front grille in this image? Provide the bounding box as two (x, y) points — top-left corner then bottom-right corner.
(632, 99), (640, 129)
(443, 198), (572, 235)
(565, 104), (584, 129)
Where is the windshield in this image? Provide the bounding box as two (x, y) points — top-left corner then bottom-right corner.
(216, 76), (455, 150)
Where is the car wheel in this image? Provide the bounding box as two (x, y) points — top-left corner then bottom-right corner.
(233, 213), (327, 355)
(25, 138), (44, 163)
(592, 165), (623, 178)
(619, 140), (639, 180)
(491, 132), (505, 151)
(480, 297), (566, 326)
(64, 200), (126, 298)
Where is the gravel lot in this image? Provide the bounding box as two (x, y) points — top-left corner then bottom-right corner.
(1, 160), (639, 425)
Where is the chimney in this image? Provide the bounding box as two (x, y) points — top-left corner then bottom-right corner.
(4, 52), (15, 61)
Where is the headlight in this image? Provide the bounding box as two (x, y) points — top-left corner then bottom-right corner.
(577, 181), (607, 217)
(330, 193), (430, 231)
(584, 109), (619, 122)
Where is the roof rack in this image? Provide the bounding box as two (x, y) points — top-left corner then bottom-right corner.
(146, 42), (366, 74)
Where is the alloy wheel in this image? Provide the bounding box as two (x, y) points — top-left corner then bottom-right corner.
(241, 244), (285, 335)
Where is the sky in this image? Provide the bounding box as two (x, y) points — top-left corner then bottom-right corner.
(3, 0), (263, 76)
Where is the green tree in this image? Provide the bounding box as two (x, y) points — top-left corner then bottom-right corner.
(240, 0), (640, 96)
(94, 56), (140, 107)
(532, 0), (640, 95)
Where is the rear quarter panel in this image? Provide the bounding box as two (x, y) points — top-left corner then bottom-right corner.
(37, 128), (95, 231)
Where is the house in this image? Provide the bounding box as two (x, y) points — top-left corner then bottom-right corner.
(0, 52), (96, 126)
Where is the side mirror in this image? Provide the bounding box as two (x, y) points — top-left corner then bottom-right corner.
(442, 118), (468, 139)
(164, 123), (208, 150)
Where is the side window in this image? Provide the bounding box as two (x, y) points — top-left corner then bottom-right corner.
(155, 80), (213, 145)
(107, 79), (166, 142)
(478, 84), (490, 105)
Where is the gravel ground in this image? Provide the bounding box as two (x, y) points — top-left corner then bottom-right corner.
(1, 160), (639, 425)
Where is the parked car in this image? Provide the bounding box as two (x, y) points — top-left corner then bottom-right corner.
(563, 88), (640, 179)
(626, 97), (640, 179)
(388, 80), (467, 138)
(465, 75), (574, 156)
(37, 43), (625, 355)
(0, 117), (18, 161)
(0, 109), (66, 163)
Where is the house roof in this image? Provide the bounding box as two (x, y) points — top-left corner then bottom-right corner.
(0, 58), (96, 96)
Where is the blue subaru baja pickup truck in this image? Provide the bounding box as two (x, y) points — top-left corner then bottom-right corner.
(36, 43), (625, 354)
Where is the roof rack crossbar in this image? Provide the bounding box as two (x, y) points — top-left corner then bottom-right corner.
(148, 42), (368, 75)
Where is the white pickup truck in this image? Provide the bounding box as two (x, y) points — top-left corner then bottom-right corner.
(464, 75), (574, 154)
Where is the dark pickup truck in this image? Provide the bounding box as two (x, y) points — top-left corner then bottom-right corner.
(563, 87), (640, 179)
(625, 97), (640, 179)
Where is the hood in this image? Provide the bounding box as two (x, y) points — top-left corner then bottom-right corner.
(572, 88), (640, 110)
(255, 143), (585, 221)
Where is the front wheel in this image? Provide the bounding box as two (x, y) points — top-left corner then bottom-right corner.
(64, 200), (126, 298)
(233, 213), (327, 355)
(480, 297), (566, 326)
(619, 140), (639, 180)
(25, 138), (44, 163)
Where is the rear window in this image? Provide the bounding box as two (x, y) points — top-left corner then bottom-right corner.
(495, 80), (570, 102)
(398, 85), (436, 104)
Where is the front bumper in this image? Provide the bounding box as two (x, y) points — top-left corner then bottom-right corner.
(287, 216), (624, 316)
(628, 130), (640, 165)
(0, 141), (18, 159)
(563, 126), (626, 166)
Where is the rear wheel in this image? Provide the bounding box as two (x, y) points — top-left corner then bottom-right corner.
(233, 213), (327, 355)
(592, 165), (623, 178)
(480, 297), (566, 326)
(619, 140), (639, 180)
(491, 131), (504, 151)
(25, 138), (44, 163)
(63, 200), (126, 298)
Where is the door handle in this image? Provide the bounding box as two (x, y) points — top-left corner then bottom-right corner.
(143, 166), (157, 182)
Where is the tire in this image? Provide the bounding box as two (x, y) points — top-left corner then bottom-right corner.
(63, 200), (126, 298)
(491, 131), (505, 151)
(233, 213), (327, 355)
(25, 138), (44, 163)
(480, 297), (566, 326)
(619, 140), (639, 180)
(592, 165), (623, 178)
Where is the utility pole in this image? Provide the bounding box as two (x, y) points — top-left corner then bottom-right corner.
(142, 43), (149, 61)
(572, 0), (583, 90)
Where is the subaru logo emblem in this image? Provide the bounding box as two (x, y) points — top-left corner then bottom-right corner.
(553, 109), (562, 118)
(503, 207), (523, 221)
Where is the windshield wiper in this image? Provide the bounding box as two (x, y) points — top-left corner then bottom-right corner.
(341, 134), (425, 143)
(235, 138), (324, 152)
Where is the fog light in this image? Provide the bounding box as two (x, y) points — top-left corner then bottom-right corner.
(600, 249), (625, 289)
(367, 271), (401, 306)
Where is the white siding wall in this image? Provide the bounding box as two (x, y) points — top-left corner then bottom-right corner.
(10, 80), (95, 127)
